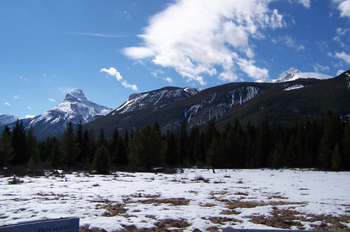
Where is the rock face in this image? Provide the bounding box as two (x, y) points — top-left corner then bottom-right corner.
(4, 89), (112, 139)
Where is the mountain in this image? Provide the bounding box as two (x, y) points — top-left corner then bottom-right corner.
(2, 89), (112, 140)
(256, 67), (333, 83)
(86, 83), (271, 136)
(0, 114), (19, 127)
(86, 70), (350, 137)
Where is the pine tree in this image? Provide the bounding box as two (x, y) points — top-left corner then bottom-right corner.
(61, 121), (80, 167)
(177, 121), (189, 166)
(27, 126), (40, 168)
(129, 124), (166, 171)
(109, 127), (119, 167)
(165, 130), (177, 167)
(93, 145), (111, 174)
(343, 120), (350, 170)
(319, 112), (342, 169)
(75, 121), (85, 164)
(331, 143), (342, 171)
(0, 126), (14, 167)
(11, 120), (28, 165)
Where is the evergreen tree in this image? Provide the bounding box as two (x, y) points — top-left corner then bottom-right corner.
(177, 121), (189, 166)
(342, 120), (350, 170)
(256, 121), (272, 167)
(165, 130), (177, 167)
(129, 124), (166, 171)
(0, 126), (14, 167)
(48, 138), (61, 168)
(97, 128), (107, 148)
(331, 143), (342, 171)
(93, 145), (111, 174)
(11, 120), (28, 165)
(319, 112), (342, 169)
(27, 126), (40, 168)
(109, 127), (119, 167)
(61, 121), (80, 167)
(75, 121), (85, 164)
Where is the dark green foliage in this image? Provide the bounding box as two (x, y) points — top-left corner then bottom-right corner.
(177, 121), (189, 166)
(11, 120), (28, 165)
(129, 123), (166, 171)
(0, 126), (14, 167)
(61, 121), (80, 167)
(165, 130), (178, 167)
(27, 126), (40, 169)
(93, 145), (111, 174)
(1, 110), (349, 172)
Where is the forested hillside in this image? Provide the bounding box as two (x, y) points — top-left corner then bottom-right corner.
(1, 110), (350, 174)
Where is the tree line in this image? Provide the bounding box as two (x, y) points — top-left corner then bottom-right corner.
(0, 111), (350, 173)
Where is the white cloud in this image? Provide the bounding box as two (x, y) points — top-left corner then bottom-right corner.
(101, 67), (138, 91)
(165, 77), (174, 84)
(123, 0), (286, 84)
(28, 106), (32, 110)
(121, 81), (138, 91)
(13, 95), (20, 100)
(313, 63), (330, 73)
(333, 0), (350, 19)
(298, 0), (311, 8)
(101, 67), (123, 81)
(335, 51), (350, 64)
(5, 102), (11, 106)
(49, 98), (56, 102)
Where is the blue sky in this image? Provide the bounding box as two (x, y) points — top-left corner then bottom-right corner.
(1, 0), (350, 119)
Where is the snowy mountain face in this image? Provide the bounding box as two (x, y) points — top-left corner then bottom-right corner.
(0, 114), (19, 127)
(113, 87), (201, 115)
(256, 67), (333, 85)
(176, 85), (261, 130)
(16, 89), (112, 139)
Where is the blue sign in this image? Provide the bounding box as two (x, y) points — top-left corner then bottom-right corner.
(0, 217), (79, 232)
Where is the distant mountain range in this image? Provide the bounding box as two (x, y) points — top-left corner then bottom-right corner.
(1, 68), (349, 139)
(1, 89), (112, 140)
(86, 69), (350, 137)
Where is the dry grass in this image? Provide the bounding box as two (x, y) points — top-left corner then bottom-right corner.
(249, 207), (350, 231)
(124, 197), (190, 206)
(121, 218), (191, 231)
(79, 226), (107, 232)
(204, 216), (243, 225)
(95, 203), (127, 217)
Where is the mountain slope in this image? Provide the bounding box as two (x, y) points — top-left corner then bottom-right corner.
(86, 86), (201, 136)
(87, 70), (350, 137)
(216, 70), (350, 129)
(86, 84), (269, 136)
(3, 89), (112, 140)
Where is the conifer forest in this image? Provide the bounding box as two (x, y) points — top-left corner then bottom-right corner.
(1, 111), (350, 174)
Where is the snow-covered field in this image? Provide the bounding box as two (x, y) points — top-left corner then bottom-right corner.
(1, 169), (350, 231)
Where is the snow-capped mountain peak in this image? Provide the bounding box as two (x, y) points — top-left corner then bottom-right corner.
(0, 114), (19, 127)
(275, 67), (301, 82)
(6, 89), (113, 139)
(256, 67), (333, 83)
(64, 88), (88, 102)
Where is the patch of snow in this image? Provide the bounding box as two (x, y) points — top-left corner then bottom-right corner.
(284, 85), (305, 91)
(1, 169), (349, 231)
